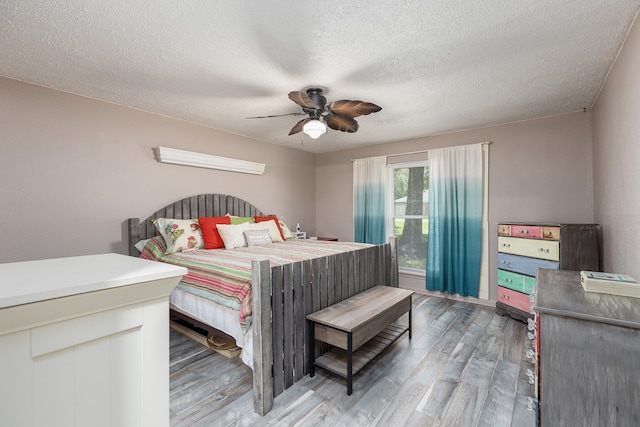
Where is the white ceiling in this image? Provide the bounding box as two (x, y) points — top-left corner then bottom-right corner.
(1, 1), (639, 154)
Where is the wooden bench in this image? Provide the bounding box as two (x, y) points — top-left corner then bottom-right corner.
(306, 285), (414, 394)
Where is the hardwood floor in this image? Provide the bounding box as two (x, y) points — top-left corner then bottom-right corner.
(170, 294), (536, 427)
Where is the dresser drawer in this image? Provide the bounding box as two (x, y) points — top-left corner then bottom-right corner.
(498, 224), (561, 240)
(497, 286), (533, 313)
(498, 224), (511, 236)
(510, 225), (542, 239)
(497, 269), (525, 293)
(498, 236), (560, 261)
(541, 226), (560, 240)
(498, 253), (559, 276)
(498, 269), (537, 295)
(523, 275), (536, 294)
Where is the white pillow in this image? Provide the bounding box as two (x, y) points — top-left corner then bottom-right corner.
(216, 222), (252, 249)
(249, 220), (283, 243)
(134, 238), (151, 252)
(244, 229), (272, 246)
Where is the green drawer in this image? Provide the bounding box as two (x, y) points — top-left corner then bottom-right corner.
(523, 275), (536, 295)
(497, 269), (524, 293)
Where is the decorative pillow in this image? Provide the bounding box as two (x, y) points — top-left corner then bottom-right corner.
(198, 216), (231, 249)
(152, 218), (203, 254)
(243, 229), (273, 246)
(249, 220), (284, 243)
(139, 237), (167, 261)
(216, 222), (253, 249)
(278, 217), (294, 239)
(225, 214), (255, 225)
(254, 215), (285, 240)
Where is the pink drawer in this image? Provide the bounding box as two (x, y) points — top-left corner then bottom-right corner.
(497, 286), (533, 313)
(510, 225), (542, 239)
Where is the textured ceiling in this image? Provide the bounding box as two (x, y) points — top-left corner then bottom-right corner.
(1, 1), (639, 153)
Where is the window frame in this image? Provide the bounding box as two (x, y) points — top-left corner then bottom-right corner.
(386, 160), (429, 275)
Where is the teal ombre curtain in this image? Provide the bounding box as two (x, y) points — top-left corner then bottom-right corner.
(426, 144), (483, 297)
(353, 156), (387, 244)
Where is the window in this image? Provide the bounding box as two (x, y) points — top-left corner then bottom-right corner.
(387, 161), (429, 273)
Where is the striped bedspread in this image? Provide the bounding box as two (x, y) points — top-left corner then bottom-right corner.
(140, 238), (373, 332)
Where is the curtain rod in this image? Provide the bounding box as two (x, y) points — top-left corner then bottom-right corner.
(351, 141), (491, 162)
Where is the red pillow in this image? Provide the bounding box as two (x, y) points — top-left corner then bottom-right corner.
(198, 216), (231, 249)
(254, 215), (285, 240)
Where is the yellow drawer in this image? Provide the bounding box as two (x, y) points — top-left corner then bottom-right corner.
(498, 236), (559, 261)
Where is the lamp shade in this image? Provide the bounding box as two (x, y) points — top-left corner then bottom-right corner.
(303, 119), (327, 139)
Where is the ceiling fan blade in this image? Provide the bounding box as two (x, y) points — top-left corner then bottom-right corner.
(328, 100), (382, 118)
(246, 112), (306, 119)
(288, 91), (320, 109)
(324, 113), (359, 133)
(288, 118), (311, 135)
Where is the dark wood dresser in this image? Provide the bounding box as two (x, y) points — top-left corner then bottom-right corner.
(533, 269), (640, 426)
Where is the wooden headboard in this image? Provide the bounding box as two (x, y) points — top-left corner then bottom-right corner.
(127, 193), (264, 256)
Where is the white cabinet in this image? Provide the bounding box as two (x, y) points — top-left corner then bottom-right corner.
(0, 253), (186, 427)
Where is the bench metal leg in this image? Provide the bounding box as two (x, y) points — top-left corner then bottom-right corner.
(347, 332), (353, 395)
(409, 305), (412, 339)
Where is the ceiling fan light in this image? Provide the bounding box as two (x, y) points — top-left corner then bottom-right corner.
(303, 119), (327, 139)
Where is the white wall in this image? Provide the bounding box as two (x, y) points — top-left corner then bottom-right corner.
(0, 77), (316, 263)
(592, 13), (640, 279)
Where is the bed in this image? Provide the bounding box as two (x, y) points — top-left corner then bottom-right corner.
(127, 193), (398, 415)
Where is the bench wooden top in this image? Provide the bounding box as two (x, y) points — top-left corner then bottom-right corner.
(306, 285), (413, 332)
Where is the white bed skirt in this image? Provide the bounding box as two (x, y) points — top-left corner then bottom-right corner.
(170, 287), (253, 368)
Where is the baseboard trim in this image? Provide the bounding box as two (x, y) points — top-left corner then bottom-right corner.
(400, 282), (496, 308)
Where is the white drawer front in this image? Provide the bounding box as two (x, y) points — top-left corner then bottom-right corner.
(498, 236), (559, 261)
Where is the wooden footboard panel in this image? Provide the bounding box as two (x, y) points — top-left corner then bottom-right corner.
(252, 239), (398, 415)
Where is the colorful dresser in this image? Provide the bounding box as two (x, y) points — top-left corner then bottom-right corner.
(496, 223), (599, 322)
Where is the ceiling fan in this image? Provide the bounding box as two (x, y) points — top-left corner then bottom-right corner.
(248, 88), (382, 139)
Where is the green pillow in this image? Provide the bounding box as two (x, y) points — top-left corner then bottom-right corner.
(229, 216), (254, 225)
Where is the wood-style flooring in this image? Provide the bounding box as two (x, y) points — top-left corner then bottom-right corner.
(170, 294), (536, 427)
